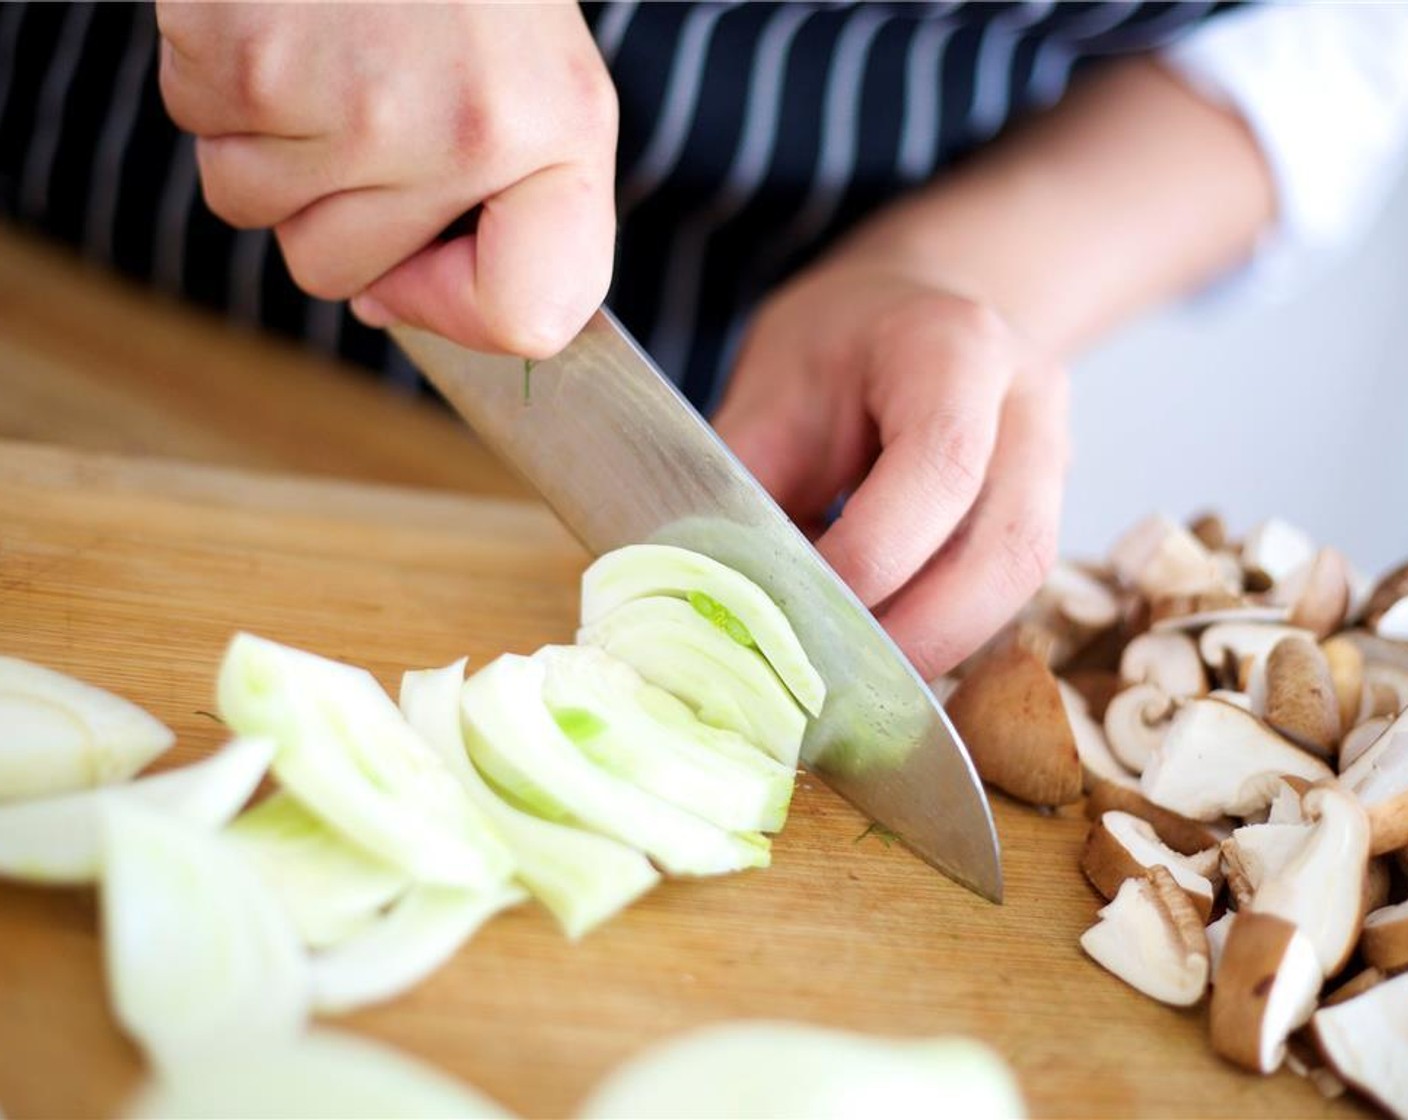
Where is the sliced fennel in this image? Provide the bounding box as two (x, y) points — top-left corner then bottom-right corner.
(0, 655), (174, 803)
(460, 654), (771, 876)
(0, 736), (273, 885)
(577, 596), (806, 769)
(578, 1021), (1027, 1119)
(227, 792), (409, 949)
(580, 544), (826, 717)
(535, 646), (794, 833)
(101, 797), (308, 1069)
(123, 1028), (513, 1119)
(400, 661), (659, 939)
(217, 633), (514, 890)
(311, 882), (526, 1015)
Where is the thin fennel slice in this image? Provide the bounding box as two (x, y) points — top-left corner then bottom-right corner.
(310, 881), (526, 1015)
(578, 1021), (1027, 1119)
(400, 661), (659, 939)
(460, 654), (770, 876)
(227, 791), (408, 949)
(217, 633), (514, 890)
(101, 797), (307, 1069)
(581, 543), (826, 717)
(0, 736), (273, 885)
(123, 1028), (513, 1119)
(535, 645), (794, 833)
(0, 655), (174, 803)
(577, 596), (806, 768)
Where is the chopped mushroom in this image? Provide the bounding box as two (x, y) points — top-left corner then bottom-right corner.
(1359, 663), (1408, 723)
(1210, 912), (1321, 1074)
(944, 644), (1083, 807)
(1361, 899), (1408, 974)
(1198, 623), (1316, 690)
(1108, 515), (1228, 598)
(1082, 780), (1229, 857)
(1119, 632), (1207, 698)
(1103, 684), (1175, 775)
(1079, 865), (1210, 1007)
(1281, 549), (1353, 639)
(1221, 820), (1310, 909)
(1056, 682), (1139, 793)
(1244, 785), (1370, 977)
(1140, 699), (1333, 822)
(1339, 717), (1408, 855)
(1241, 519), (1317, 593)
(1263, 637), (1341, 756)
(1321, 636), (1366, 739)
(1150, 599), (1287, 632)
(1080, 811), (1217, 920)
(1312, 970), (1408, 1118)
(1363, 562), (1408, 642)
(1205, 911), (1235, 984)
(1339, 716), (1391, 774)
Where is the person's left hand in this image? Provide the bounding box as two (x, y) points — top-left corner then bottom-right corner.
(712, 258), (1070, 682)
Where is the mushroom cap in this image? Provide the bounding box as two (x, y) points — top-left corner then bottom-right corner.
(1359, 662), (1408, 723)
(1247, 785), (1371, 977)
(1061, 669), (1123, 723)
(1321, 636), (1366, 739)
(1312, 969), (1408, 1119)
(944, 644), (1083, 807)
(1188, 512), (1229, 552)
(1199, 623), (1317, 680)
(1283, 548), (1352, 639)
(1079, 865), (1210, 1007)
(1082, 779), (1228, 857)
(1120, 632), (1207, 699)
(1080, 811), (1216, 920)
(1040, 561), (1122, 632)
(1140, 698), (1334, 821)
(1339, 716), (1390, 774)
(1103, 684), (1175, 775)
(1263, 636), (1341, 755)
(1363, 562), (1408, 637)
(1150, 600), (1288, 632)
(1210, 911), (1321, 1074)
(1361, 899), (1408, 973)
(1375, 598), (1408, 642)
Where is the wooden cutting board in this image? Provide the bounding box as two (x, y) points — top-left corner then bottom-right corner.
(0, 439), (1368, 1119)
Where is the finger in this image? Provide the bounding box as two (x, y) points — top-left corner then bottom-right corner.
(353, 160), (616, 358)
(813, 311), (1012, 608)
(156, 4), (332, 138)
(272, 184), (468, 301)
(877, 364), (1071, 681)
(195, 135), (350, 229)
(713, 351), (873, 525)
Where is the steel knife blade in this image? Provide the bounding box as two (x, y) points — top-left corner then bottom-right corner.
(390, 311), (1002, 901)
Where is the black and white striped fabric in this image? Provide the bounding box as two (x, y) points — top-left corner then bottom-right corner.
(0, 2), (1233, 411)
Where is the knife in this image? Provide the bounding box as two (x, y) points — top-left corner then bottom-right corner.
(390, 311), (1002, 902)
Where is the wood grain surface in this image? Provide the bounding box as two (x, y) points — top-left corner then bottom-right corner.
(0, 440), (1369, 1119)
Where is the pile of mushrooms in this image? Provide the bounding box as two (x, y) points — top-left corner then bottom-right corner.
(943, 514), (1408, 1116)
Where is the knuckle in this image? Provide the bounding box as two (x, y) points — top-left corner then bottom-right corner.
(275, 227), (350, 301)
(914, 420), (985, 507)
(229, 31), (284, 122)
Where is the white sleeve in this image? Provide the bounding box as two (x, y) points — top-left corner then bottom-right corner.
(1161, 2), (1408, 302)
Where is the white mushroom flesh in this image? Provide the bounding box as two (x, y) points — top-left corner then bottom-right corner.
(1313, 970), (1408, 1117)
(1079, 875), (1209, 1007)
(1057, 681), (1139, 792)
(1205, 911), (1235, 984)
(1098, 811), (1216, 907)
(1120, 632), (1207, 699)
(1103, 684), (1174, 775)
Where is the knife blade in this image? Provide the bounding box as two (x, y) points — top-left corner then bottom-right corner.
(390, 311), (1002, 902)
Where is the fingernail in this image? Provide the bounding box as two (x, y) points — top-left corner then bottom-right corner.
(350, 294), (397, 328)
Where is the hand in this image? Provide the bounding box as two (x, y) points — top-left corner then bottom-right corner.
(156, 1), (618, 357)
(712, 262), (1070, 681)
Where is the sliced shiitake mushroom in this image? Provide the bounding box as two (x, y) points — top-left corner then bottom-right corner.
(1080, 811), (1217, 920)
(1210, 911), (1321, 1074)
(1360, 899), (1408, 974)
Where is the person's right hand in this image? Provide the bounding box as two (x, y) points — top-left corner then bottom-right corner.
(156, 1), (618, 357)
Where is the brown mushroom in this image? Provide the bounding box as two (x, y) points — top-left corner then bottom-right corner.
(1244, 784), (1370, 977)
(1150, 598), (1287, 631)
(1081, 811), (1217, 920)
(1283, 548), (1353, 639)
(1241, 519), (1317, 593)
(1340, 716), (1408, 855)
(1221, 821), (1310, 910)
(1210, 911), (1322, 1074)
(1083, 779), (1229, 857)
(1056, 680), (1140, 793)
(1140, 698), (1333, 822)
(1340, 716), (1390, 774)
(1109, 515), (1228, 598)
(1361, 899), (1408, 974)
(1189, 512), (1229, 552)
(1363, 562), (1408, 641)
(944, 644), (1083, 807)
(1322, 966), (1385, 1008)
(1263, 637), (1341, 756)
(1062, 669), (1123, 722)
(1321, 636), (1366, 738)
(1120, 631), (1207, 698)
(1312, 970), (1408, 1118)
(1103, 684), (1176, 775)
(1079, 865), (1210, 1007)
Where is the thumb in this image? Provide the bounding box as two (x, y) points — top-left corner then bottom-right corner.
(353, 162), (616, 359)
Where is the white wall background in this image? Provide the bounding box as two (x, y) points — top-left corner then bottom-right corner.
(1064, 175), (1408, 577)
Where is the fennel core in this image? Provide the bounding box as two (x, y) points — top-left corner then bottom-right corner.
(686, 591), (757, 650)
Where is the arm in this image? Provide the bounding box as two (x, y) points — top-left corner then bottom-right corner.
(715, 55), (1275, 679)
